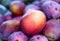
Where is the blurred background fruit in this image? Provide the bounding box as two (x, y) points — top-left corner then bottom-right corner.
(1, 0), (14, 8)
(10, 0), (26, 16)
(0, 4), (8, 15)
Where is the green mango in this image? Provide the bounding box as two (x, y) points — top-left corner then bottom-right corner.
(0, 4), (7, 15)
(1, 0), (14, 8)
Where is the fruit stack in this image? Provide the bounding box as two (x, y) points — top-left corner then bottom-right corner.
(0, 0), (60, 41)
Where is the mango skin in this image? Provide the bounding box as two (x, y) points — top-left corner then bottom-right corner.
(43, 19), (60, 41)
(0, 20), (20, 40)
(21, 9), (46, 35)
(8, 31), (28, 41)
(10, 0), (25, 16)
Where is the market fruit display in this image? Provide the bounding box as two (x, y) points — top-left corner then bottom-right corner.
(0, 0), (60, 41)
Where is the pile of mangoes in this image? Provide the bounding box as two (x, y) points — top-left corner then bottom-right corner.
(0, 0), (60, 41)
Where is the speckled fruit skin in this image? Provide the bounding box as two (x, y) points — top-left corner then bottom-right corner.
(29, 35), (48, 41)
(43, 19), (60, 41)
(42, 1), (60, 19)
(0, 20), (20, 40)
(8, 31), (28, 41)
(25, 4), (40, 12)
(21, 9), (46, 35)
(10, 0), (25, 16)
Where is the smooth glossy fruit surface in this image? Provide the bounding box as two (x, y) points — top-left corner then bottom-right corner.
(21, 9), (46, 35)
(10, 0), (25, 16)
(8, 31), (28, 41)
(0, 20), (20, 40)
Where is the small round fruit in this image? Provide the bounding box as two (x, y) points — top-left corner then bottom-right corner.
(21, 9), (46, 35)
(8, 31), (28, 41)
(0, 20), (20, 40)
(29, 35), (48, 41)
(10, 0), (26, 16)
(42, 1), (60, 19)
(43, 19), (60, 41)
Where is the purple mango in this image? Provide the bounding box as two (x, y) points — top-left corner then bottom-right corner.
(0, 20), (20, 40)
(42, 1), (60, 19)
(8, 31), (28, 41)
(43, 19), (60, 41)
(29, 35), (48, 41)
